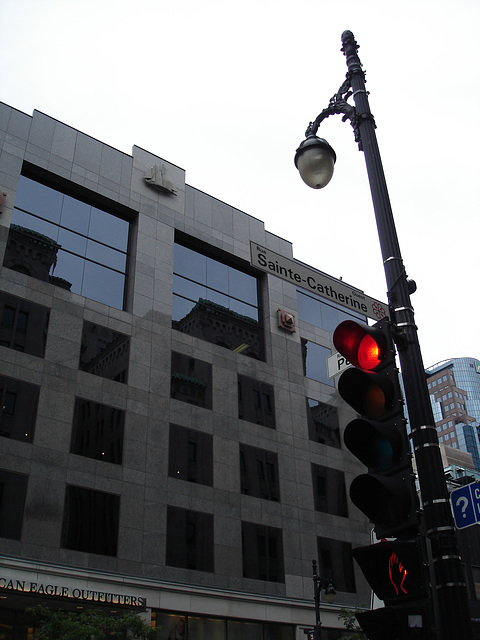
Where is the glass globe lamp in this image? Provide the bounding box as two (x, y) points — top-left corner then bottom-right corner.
(294, 135), (336, 189)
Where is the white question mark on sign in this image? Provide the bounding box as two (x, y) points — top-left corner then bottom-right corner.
(456, 496), (469, 518)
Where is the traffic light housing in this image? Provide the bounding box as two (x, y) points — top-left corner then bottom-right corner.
(352, 539), (429, 640)
(333, 317), (419, 539)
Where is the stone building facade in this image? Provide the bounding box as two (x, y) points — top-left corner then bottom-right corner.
(0, 103), (373, 639)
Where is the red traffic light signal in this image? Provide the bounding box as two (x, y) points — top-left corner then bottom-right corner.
(333, 317), (419, 539)
(333, 319), (390, 371)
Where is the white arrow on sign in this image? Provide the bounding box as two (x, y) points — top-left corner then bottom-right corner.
(327, 352), (352, 379)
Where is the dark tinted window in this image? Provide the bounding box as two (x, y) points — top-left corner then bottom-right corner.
(4, 175), (130, 310)
(297, 290), (367, 331)
(169, 424), (213, 486)
(240, 444), (280, 501)
(172, 241), (263, 360)
(306, 398), (341, 449)
(301, 339), (333, 387)
(70, 398), (125, 464)
(151, 613), (294, 640)
(0, 376), (39, 442)
(171, 352), (212, 409)
(238, 375), (275, 428)
(61, 485), (120, 556)
(0, 469), (28, 540)
(166, 506), (214, 572)
(316, 537), (356, 593)
(79, 321), (130, 383)
(311, 464), (348, 517)
(242, 521), (284, 582)
(0, 292), (50, 357)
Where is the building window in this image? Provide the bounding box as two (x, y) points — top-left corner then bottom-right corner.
(297, 290), (367, 332)
(240, 444), (280, 501)
(306, 398), (341, 449)
(70, 398), (125, 464)
(172, 238), (263, 360)
(4, 170), (131, 310)
(169, 424), (213, 486)
(0, 376), (39, 442)
(238, 375), (275, 428)
(150, 612), (294, 640)
(242, 521), (284, 582)
(0, 469), (28, 540)
(0, 292), (50, 357)
(317, 537), (356, 593)
(166, 506), (214, 572)
(311, 464), (348, 517)
(79, 321), (130, 383)
(301, 339), (333, 387)
(171, 352), (213, 409)
(61, 485), (120, 556)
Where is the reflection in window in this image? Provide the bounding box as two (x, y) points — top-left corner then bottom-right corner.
(0, 376), (39, 442)
(171, 352), (212, 409)
(317, 536), (356, 593)
(242, 522), (284, 583)
(150, 612), (294, 640)
(227, 620), (263, 640)
(240, 444), (280, 501)
(70, 398), (125, 464)
(169, 424), (213, 485)
(263, 622), (296, 639)
(311, 464), (348, 517)
(0, 292), (50, 357)
(172, 240), (263, 360)
(301, 339), (333, 387)
(238, 375), (275, 428)
(79, 321), (130, 383)
(297, 290), (367, 332)
(166, 506), (214, 572)
(151, 613), (188, 640)
(4, 173), (131, 310)
(188, 616), (226, 640)
(61, 485), (120, 556)
(0, 469), (28, 540)
(306, 398), (341, 448)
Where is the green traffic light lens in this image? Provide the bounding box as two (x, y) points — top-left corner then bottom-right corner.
(371, 436), (394, 471)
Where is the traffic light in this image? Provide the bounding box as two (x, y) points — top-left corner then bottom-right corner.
(333, 317), (419, 539)
(352, 539), (429, 640)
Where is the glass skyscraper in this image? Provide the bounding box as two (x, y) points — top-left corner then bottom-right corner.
(426, 357), (480, 467)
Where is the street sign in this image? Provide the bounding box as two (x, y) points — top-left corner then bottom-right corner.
(450, 482), (480, 529)
(250, 242), (389, 322)
(327, 352), (352, 379)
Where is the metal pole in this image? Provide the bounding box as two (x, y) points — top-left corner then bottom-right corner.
(312, 560), (321, 640)
(340, 30), (472, 640)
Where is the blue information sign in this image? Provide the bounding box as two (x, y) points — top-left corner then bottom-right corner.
(451, 482), (480, 530)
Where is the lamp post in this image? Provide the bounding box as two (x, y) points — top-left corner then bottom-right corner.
(295, 31), (472, 640)
(311, 560), (336, 640)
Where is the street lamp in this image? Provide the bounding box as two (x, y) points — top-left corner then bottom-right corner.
(296, 31), (472, 640)
(312, 560), (336, 640)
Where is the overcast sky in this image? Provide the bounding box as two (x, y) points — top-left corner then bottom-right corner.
(1, 0), (479, 368)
